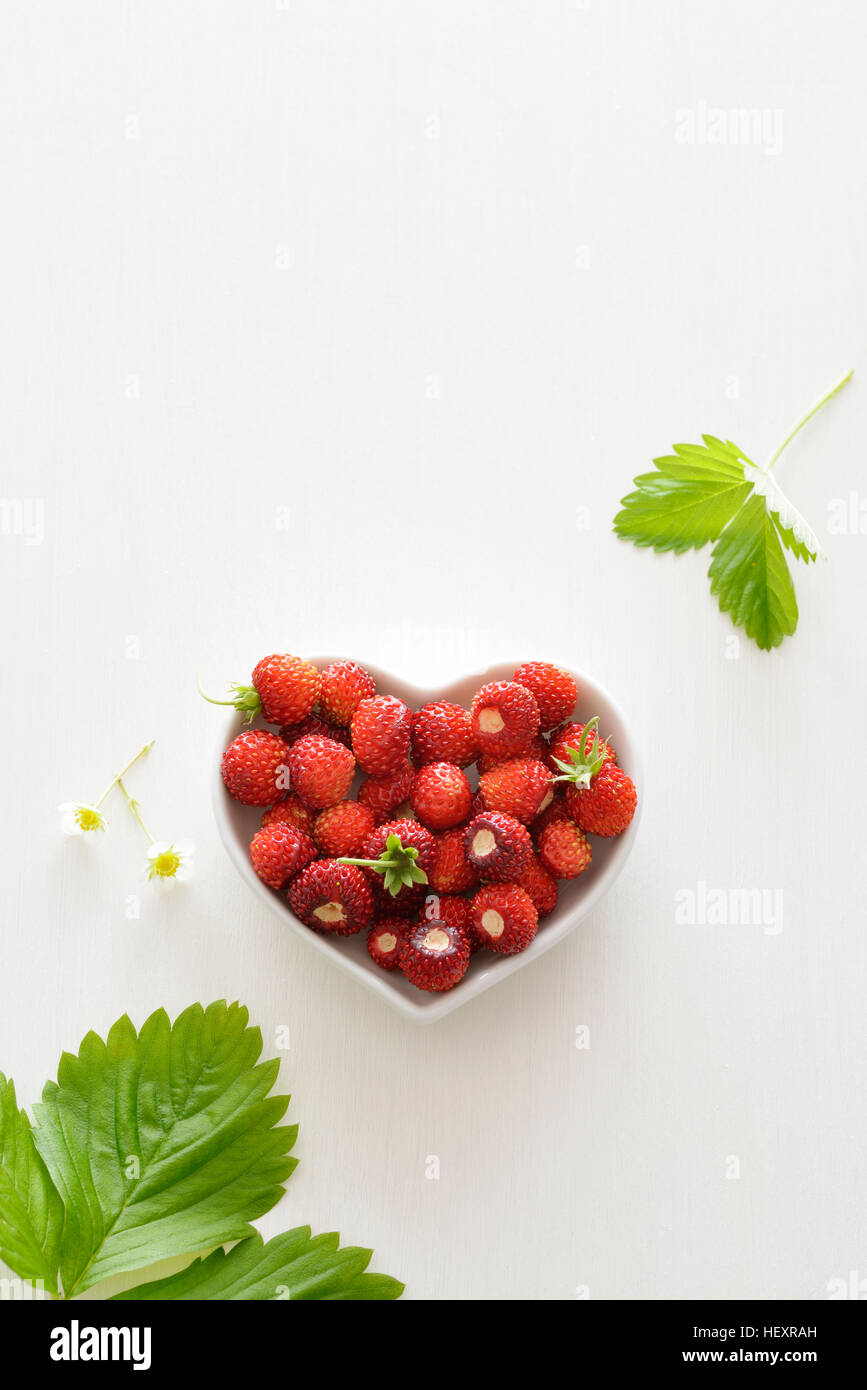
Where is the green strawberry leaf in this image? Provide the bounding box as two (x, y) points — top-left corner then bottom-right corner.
(111, 1228), (404, 1301)
(614, 436), (755, 554)
(708, 493), (798, 650)
(30, 1001), (298, 1298)
(0, 1073), (64, 1296)
(611, 367), (856, 651)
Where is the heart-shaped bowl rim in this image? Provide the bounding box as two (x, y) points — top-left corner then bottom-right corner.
(212, 656), (642, 1023)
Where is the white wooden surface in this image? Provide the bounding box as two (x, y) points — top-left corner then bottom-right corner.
(1, 1), (865, 1301)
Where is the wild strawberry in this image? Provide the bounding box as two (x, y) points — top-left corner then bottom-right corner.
(363, 817), (435, 860)
(287, 734), (355, 810)
(288, 860), (373, 935)
(344, 819), (436, 900)
(410, 762), (472, 831)
(478, 756), (553, 824)
(351, 695), (412, 777)
(249, 823), (316, 889)
(547, 718), (615, 774)
(515, 852), (559, 918)
(428, 828), (479, 894)
(357, 761), (414, 822)
(464, 811), (532, 881)
(313, 799), (376, 858)
(512, 662), (578, 729)
(470, 884), (538, 955)
(318, 660), (377, 726)
(470, 681), (540, 759)
(221, 730), (290, 806)
(200, 654), (320, 726)
(260, 793), (314, 837)
(400, 920), (470, 992)
(537, 819), (592, 879)
(566, 762), (637, 837)
(477, 733), (548, 775)
(280, 714), (352, 748)
(367, 917), (414, 970)
(411, 702), (477, 767)
(420, 892), (472, 934)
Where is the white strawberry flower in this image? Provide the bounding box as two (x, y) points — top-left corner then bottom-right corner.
(145, 840), (195, 888)
(58, 802), (108, 837)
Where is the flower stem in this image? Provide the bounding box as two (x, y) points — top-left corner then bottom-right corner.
(766, 368), (854, 472)
(94, 741), (155, 808)
(118, 776), (155, 844)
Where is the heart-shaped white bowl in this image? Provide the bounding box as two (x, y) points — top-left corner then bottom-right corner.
(213, 658), (642, 1023)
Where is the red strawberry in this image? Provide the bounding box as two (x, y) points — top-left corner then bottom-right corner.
(221, 730), (291, 806)
(252, 654), (320, 725)
(249, 823), (316, 889)
(410, 762), (472, 831)
(361, 816), (435, 860)
(477, 733), (548, 775)
(367, 917), (414, 970)
(428, 828), (479, 894)
(351, 695), (412, 777)
(537, 819), (592, 879)
(548, 720), (615, 774)
(464, 811), (532, 881)
(470, 681), (540, 759)
(287, 734), (355, 810)
(313, 799), (376, 858)
(260, 793), (314, 837)
(478, 756), (553, 824)
(400, 920), (470, 992)
(201, 654), (320, 726)
(340, 818), (435, 916)
(357, 761), (414, 822)
(318, 660), (377, 726)
(566, 762), (637, 837)
(280, 714), (352, 748)
(470, 884), (538, 955)
(353, 818), (435, 884)
(288, 860), (373, 935)
(420, 892), (472, 934)
(411, 702), (477, 767)
(515, 852), (559, 918)
(512, 662), (578, 729)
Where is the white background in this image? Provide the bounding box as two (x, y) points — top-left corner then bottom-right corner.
(2, 0), (866, 1301)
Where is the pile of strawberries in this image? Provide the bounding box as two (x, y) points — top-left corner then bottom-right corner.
(212, 656), (637, 994)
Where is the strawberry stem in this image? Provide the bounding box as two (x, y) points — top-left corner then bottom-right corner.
(765, 368), (854, 472)
(118, 777), (155, 844)
(197, 673), (261, 722)
(93, 741), (154, 808)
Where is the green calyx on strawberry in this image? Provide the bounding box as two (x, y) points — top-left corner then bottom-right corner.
(550, 716), (607, 789)
(338, 833), (429, 898)
(197, 674), (263, 723)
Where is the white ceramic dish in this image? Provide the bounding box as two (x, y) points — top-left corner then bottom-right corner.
(212, 657), (642, 1023)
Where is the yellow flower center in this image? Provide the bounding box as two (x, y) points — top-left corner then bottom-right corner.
(76, 806), (103, 832)
(150, 849), (181, 879)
